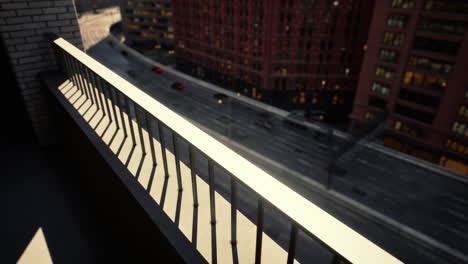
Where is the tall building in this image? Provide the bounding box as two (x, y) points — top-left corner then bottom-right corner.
(172, 0), (374, 123)
(351, 0), (468, 174)
(120, 0), (174, 51)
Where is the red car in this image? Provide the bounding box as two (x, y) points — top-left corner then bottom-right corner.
(152, 67), (163, 73)
(171, 82), (184, 91)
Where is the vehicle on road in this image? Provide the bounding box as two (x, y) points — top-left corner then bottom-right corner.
(121, 50), (128, 56)
(171, 82), (184, 91)
(152, 67), (163, 73)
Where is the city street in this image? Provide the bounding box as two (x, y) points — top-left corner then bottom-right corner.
(78, 7), (120, 51)
(78, 9), (468, 264)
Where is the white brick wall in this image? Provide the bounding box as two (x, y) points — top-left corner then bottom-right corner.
(0, 0), (84, 145)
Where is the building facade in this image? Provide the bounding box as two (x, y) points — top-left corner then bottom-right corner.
(172, 0), (374, 123)
(351, 0), (468, 174)
(120, 0), (174, 51)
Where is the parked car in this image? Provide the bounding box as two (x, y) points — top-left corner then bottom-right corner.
(171, 82), (184, 91)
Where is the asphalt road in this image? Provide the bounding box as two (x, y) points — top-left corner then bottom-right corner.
(78, 13), (468, 264)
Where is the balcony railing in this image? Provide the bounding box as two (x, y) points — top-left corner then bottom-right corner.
(47, 36), (403, 264)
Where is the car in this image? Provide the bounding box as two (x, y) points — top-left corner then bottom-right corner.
(171, 82), (184, 90)
(121, 50), (128, 56)
(152, 67), (163, 73)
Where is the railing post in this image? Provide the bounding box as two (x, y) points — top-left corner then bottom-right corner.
(172, 132), (183, 191)
(230, 177), (237, 245)
(287, 223), (299, 264)
(158, 121), (170, 178)
(124, 96), (137, 146)
(208, 160), (216, 224)
(144, 112), (157, 167)
(105, 82), (120, 130)
(116, 91), (128, 138)
(189, 145), (199, 207)
(255, 198), (264, 264)
(133, 103), (147, 156)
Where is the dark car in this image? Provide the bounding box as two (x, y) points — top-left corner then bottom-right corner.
(121, 50), (128, 56)
(171, 82), (184, 90)
(152, 67), (163, 73)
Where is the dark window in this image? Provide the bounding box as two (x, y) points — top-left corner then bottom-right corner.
(395, 104), (435, 124)
(368, 96), (388, 110)
(413, 37), (460, 56)
(399, 89), (440, 108)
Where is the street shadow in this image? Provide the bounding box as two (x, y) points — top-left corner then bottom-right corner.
(99, 119), (112, 138)
(146, 165), (157, 192)
(134, 152), (147, 180)
(159, 175), (170, 210)
(106, 126), (120, 147)
(191, 206), (199, 248)
(124, 144), (137, 167)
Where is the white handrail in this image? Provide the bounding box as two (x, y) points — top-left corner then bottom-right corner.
(54, 37), (403, 264)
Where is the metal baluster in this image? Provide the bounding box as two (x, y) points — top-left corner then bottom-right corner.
(93, 72), (113, 121)
(287, 223), (298, 264)
(255, 198), (264, 264)
(63, 53), (76, 88)
(158, 121), (169, 178)
(124, 96), (137, 146)
(189, 145), (199, 207)
(83, 66), (100, 110)
(70, 57), (89, 100)
(230, 177), (237, 245)
(208, 160), (216, 224)
(172, 132), (182, 191)
(78, 62), (95, 105)
(116, 91), (128, 138)
(105, 83), (120, 130)
(144, 112), (157, 166)
(133, 103), (146, 156)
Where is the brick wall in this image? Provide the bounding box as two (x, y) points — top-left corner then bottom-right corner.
(0, 0), (83, 145)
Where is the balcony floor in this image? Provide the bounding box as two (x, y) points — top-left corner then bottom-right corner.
(0, 143), (122, 263)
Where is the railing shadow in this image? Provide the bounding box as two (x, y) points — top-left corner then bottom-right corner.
(174, 190), (183, 227)
(159, 174), (170, 210)
(211, 221), (218, 264)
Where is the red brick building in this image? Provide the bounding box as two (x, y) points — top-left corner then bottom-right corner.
(351, 0), (468, 174)
(172, 0), (374, 122)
